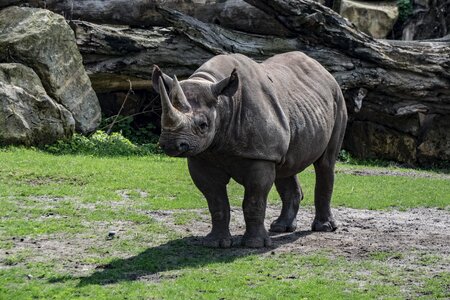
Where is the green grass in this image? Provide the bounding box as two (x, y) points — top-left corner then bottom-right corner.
(1, 148), (448, 214)
(330, 170), (449, 209)
(0, 248), (448, 299)
(0, 148), (449, 299)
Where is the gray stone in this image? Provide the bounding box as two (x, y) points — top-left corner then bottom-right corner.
(339, 0), (399, 38)
(0, 6), (101, 133)
(0, 63), (75, 146)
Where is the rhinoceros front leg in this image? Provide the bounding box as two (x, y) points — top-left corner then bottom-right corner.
(269, 176), (303, 233)
(241, 160), (275, 248)
(188, 158), (232, 248)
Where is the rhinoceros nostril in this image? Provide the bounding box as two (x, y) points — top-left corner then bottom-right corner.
(178, 142), (189, 152)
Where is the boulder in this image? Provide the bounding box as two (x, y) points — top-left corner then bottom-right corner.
(0, 63), (75, 146)
(339, 0), (399, 38)
(0, 6), (101, 134)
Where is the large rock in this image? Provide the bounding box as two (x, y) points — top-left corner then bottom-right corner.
(339, 0), (399, 38)
(0, 6), (101, 134)
(0, 63), (75, 146)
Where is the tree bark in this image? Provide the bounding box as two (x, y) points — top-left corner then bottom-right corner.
(2, 0), (290, 36)
(110, 5), (447, 115)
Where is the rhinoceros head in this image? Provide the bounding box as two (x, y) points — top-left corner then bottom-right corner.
(152, 65), (239, 157)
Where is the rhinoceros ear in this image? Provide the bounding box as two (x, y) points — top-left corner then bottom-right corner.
(152, 65), (173, 94)
(212, 68), (239, 98)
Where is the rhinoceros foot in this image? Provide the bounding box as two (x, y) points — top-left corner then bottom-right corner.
(269, 218), (297, 233)
(241, 231), (273, 248)
(311, 218), (338, 232)
(202, 232), (232, 248)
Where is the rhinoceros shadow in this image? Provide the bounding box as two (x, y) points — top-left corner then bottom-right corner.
(75, 231), (312, 286)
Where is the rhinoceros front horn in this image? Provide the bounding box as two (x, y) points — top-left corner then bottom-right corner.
(158, 77), (186, 129)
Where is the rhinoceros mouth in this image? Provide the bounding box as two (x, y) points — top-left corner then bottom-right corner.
(165, 150), (198, 158)
(162, 148), (187, 157)
(160, 141), (197, 157)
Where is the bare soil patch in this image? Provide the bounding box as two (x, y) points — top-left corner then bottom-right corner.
(335, 168), (450, 179)
(2, 206), (449, 277)
(148, 206), (450, 259)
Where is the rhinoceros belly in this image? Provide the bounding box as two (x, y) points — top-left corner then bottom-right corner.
(276, 102), (336, 178)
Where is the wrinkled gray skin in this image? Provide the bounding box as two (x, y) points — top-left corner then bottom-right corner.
(152, 51), (347, 248)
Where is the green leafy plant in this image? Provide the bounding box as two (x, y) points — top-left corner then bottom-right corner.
(397, 0), (413, 22)
(338, 149), (352, 163)
(44, 131), (161, 156)
(99, 115), (160, 145)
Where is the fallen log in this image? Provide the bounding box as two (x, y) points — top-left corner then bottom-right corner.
(1, 0), (289, 36)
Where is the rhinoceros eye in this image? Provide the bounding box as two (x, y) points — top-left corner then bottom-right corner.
(194, 115), (208, 132)
(199, 122), (208, 131)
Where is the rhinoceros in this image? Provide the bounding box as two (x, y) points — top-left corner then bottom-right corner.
(152, 51), (347, 248)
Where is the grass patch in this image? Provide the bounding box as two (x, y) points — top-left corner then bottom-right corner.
(369, 251), (404, 262)
(1, 247), (448, 299)
(173, 211), (199, 225)
(1, 249), (32, 266)
(0, 148), (448, 239)
(0, 148), (448, 213)
(0, 148), (449, 299)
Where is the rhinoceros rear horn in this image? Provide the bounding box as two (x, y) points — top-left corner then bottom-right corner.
(152, 65), (173, 93)
(158, 77), (186, 129)
(212, 68), (239, 98)
(172, 75), (192, 113)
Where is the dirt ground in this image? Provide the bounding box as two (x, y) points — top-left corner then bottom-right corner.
(149, 206), (450, 258)
(2, 204), (449, 281)
(335, 168), (450, 179)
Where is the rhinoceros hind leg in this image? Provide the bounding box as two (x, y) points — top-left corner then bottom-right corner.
(270, 176), (302, 233)
(311, 159), (338, 232)
(311, 103), (346, 232)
